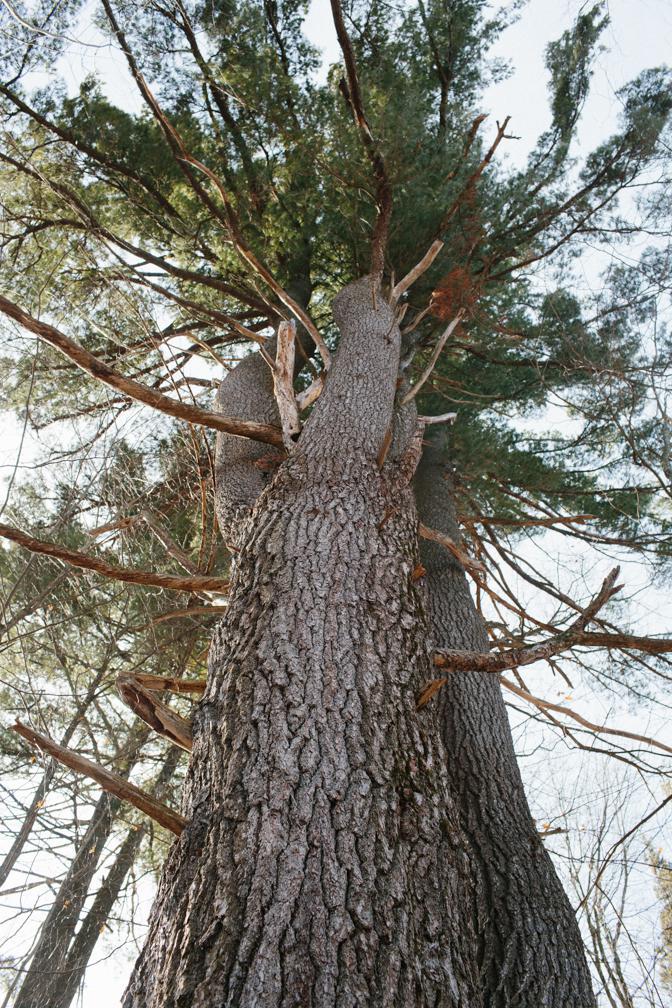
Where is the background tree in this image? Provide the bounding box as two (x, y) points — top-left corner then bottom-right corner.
(1, 1), (671, 1006)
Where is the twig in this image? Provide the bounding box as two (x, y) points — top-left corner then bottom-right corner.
(0, 523), (230, 594)
(576, 792), (672, 914)
(401, 312), (464, 404)
(499, 677), (672, 756)
(12, 722), (186, 836)
(0, 295), (284, 446)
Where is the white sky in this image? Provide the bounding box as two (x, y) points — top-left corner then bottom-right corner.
(1, 1), (672, 1005)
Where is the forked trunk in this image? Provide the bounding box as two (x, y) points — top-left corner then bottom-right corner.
(123, 278), (594, 1007)
(123, 279), (481, 1006)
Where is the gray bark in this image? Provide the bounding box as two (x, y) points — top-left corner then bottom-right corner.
(415, 432), (596, 1007)
(123, 278), (481, 1007)
(122, 278), (596, 1007)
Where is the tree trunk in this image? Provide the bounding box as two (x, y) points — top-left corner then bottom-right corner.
(123, 277), (595, 1007)
(13, 790), (123, 1008)
(415, 433), (596, 1007)
(123, 278), (482, 1007)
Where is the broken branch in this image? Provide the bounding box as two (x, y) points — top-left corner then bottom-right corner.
(116, 673), (193, 752)
(12, 721), (186, 836)
(273, 320), (301, 447)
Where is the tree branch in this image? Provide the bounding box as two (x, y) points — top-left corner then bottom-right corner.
(0, 294), (283, 446)
(418, 568), (625, 706)
(12, 722), (186, 836)
(116, 673), (193, 752)
(401, 312), (464, 404)
(0, 523), (230, 593)
(330, 0), (392, 280)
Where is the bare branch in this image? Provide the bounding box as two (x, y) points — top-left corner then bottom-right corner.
(116, 674), (193, 752)
(12, 722), (186, 836)
(401, 312), (464, 404)
(273, 320), (301, 448)
(391, 240), (444, 305)
(0, 523), (230, 593)
(0, 294), (283, 446)
(499, 677), (672, 756)
(417, 411), (457, 425)
(418, 522), (485, 575)
(431, 567), (622, 677)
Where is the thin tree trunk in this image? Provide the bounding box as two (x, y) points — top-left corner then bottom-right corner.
(0, 664), (108, 890)
(50, 746), (183, 1008)
(13, 722), (151, 1008)
(415, 432), (596, 1007)
(13, 790), (123, 1008)
(123, 278), (482, 1007)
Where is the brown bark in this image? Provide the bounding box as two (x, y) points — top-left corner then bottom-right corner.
(414, 432), (596, 1007)
(0, 523), (229, 593)
(123, 278), (481, 1007)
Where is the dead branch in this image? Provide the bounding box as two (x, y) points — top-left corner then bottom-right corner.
(116, 673), (193, 752)
(418, 522), (485, 575)
(12, 721), (186, 836)
(330, 0), (392, 280)
(431, 567), (622, 676)
(0, 294), (284, 446)
(417, 411), (457, 425)
(391, 240), (444, 305)
(437, 116), (512, 236)
(401, 312), (464, 404)
(0, 523), (230, 593)
(273, 320), (301, 447)
(461, 513), (596, 530)
(130, 674), (207, 696)
(498, 678), (672, 756)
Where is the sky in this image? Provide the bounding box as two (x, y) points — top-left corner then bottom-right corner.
(1, 1), (672, 1005)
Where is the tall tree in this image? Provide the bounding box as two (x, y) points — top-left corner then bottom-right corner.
(1, 1), (672, 1005)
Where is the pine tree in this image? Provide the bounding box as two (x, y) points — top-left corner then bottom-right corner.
(1, 2), (672, 1005)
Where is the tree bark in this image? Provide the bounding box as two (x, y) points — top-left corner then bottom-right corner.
(123, 278), (482, 1007)
(414, 432), (596, 1007)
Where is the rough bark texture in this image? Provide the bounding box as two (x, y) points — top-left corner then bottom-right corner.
(415, 432), (596, 1008)
(123, 278), (481, 1007)
(122, 278), (595, 1008)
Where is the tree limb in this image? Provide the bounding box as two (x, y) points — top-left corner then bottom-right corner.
(0, 294), (283, 445)
(401, 312), (464, 404)
(12, 722), (186, 836)
(0, 523), (230, 593)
